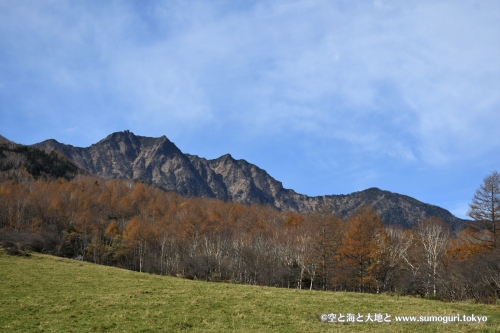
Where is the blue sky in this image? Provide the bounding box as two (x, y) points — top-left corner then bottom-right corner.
(1, 0), (499, 219)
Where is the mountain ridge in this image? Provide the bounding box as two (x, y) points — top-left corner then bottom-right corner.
(32, 130), (465, 229)
(0, 134), (12, 144)
(0, 139), (85, 180)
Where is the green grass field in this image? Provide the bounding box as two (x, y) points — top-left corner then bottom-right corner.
(1, 251), (499, 332)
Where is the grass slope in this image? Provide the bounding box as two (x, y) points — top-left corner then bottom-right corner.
(1, 251), (499, 333)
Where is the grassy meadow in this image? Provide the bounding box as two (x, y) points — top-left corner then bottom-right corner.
(1, 251), (499, 332)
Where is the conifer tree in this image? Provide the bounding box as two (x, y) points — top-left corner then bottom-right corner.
(467, 170), (500, 248)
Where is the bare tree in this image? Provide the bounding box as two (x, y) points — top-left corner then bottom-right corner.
(415, 218), (450, 296)
(467, 170), (500, 248)
(383, 226), (414, 292)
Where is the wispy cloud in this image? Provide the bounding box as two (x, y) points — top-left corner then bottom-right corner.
(0, 0), (498, 214)
(2, 1), (498, 159)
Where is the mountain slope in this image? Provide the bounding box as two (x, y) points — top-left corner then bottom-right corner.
(0, 134), (12, 144)
(0, 140), (84, 181)
(33, 130), (465, 228)
(34, 131), (214, 197)
(4, 252), (498, 333)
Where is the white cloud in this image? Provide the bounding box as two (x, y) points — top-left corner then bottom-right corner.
(0, 0), (498, 166)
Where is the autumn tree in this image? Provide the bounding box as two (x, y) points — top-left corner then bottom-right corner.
(467, 170), (500, 248)
(308, 207), (343, 291)
(336, 206), (387, 293)
(124, 217), (157, 272)
(9, 171), (500, 300)
(447, 227), (486, 261)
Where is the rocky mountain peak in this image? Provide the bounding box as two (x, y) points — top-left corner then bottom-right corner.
(154, 136), (183, 157)
(216, 153), (235, 163)
(37, 138), (60, 146)
(32, 131), (466, 229)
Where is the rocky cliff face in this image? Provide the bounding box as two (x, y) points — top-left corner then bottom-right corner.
(33, 130), (465, 229)
(34, 131), (213, 197)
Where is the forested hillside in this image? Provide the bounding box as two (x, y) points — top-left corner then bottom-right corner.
(0, 174), (498, 302)
(0, 141), (84, 181)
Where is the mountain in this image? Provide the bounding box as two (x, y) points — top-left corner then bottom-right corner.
(33, 131), (214, 197)
(33, 130), (465, 229)
(0, 140), (84, 181)
(0, 134), (12, 144)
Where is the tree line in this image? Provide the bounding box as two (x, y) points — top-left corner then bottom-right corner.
(0, 170), (499, 303)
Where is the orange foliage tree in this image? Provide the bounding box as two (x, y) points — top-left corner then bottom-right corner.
(336, 206), (387, 293)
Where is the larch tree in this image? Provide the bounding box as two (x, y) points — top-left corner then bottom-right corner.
(467, 170), (500, 248)
(309, 208), (344, 291)
(337, 206), (386, 293)
(124, 217), (157, 273)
